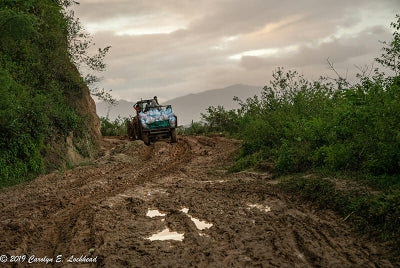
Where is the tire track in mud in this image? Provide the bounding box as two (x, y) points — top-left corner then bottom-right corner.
(0, 135), (397, 267)
(0, 137), (191, 266)
(41, 138), (194, 262)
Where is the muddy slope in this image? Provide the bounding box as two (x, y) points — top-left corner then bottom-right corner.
(0, 136), (396, 267)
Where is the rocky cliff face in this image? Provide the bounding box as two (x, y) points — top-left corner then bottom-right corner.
(45, 80), (102, 170)
(74, 81), (102, 144)
(67, 82), (102, 165)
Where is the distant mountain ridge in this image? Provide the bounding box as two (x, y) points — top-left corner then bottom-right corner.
(96, 84), (262, 125)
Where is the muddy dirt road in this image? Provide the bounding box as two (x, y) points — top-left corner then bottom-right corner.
(0, 136), (396, 267)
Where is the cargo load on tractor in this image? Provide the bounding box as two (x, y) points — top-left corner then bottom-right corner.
(127, 98), (178, 145)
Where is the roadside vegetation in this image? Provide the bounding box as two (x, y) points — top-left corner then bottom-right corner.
(186, 15), (400, 249)
(178, 121), (210, 135)
(0, 0), (110, 187)
(100, 116), (130, 136)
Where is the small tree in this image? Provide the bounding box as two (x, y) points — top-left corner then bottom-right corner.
(376, 14), (400, 75)
(60, 0), (115, 104)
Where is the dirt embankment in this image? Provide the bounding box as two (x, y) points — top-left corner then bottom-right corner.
(0, 136), (397, 267)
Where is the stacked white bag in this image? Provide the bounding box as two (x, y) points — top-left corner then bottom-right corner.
(139, 107), (176, 128)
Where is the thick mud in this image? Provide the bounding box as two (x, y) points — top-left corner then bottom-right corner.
(0, 136), (396, 267)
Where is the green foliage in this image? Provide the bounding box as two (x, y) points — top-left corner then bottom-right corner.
(201, 106), (240, 133)
(62, 2), (114, 104)
(100, 116), (129, 136)
(0, 9), (37, 40)
(197, 15), (400, 248)
(376, 14), (400, 75)
(0, 69), (46, 186)
(200, 16), (400, 177)
(178, 121), (211, 135)
(0, 0), (100, 187)
(206, 70), (400, 175)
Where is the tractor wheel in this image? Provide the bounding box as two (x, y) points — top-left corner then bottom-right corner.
(142, 132), (150, 145)
(134, 121), (141, 139)
(131, 123), (139, 140)
(127, 122), (135, 140)
(170, 128), (177, 143)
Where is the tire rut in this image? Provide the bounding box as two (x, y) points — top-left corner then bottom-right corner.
(0, 135), (397, 267)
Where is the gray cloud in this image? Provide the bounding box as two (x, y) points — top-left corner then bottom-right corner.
(240, 25), (390, 70)
(73, 0), (400, 101)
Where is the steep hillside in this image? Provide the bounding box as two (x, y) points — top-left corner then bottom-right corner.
(0, 0), (101, 187)
(96, 84), (261, 125)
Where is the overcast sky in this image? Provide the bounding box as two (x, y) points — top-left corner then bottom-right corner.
(72, 0), (399, 103)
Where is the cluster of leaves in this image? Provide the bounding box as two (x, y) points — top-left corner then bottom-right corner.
(0, 0), (98, 187)
(100, 116), (129, 136)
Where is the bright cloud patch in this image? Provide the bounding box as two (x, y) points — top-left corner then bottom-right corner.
(229, 45), (299, 60)
(116, 25), (184, 36)
(84, 14), (187, 36)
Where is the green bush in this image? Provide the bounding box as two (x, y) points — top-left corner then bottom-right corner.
(199, 16), (400, 178)
(100, 116), (129, 136)
(178, 121), (210, 135)
(193, 15), (400, 250)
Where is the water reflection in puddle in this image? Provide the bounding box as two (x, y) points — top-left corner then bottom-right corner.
(146, 207), (213, 242)
(148, 228), (184, 241)
(146, 209), (166, 218)
(190, 216), (213, 230)
(180, 208), (213, 230)
(180, 208), (189, 214)
(248, 204), (271, 212)
(201, 180), (226, 184)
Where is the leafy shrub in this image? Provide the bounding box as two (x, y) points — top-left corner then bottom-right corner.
(100, 116), (129, 136)
(202, 106), (240, 133)
(196, 15), (400, 250)
(178, 121), (210, 135)
(0, 69), (47, 186)
(198, 16), (400, 178)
